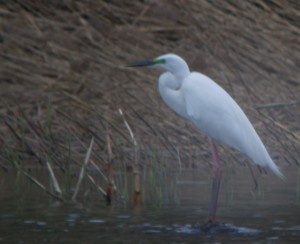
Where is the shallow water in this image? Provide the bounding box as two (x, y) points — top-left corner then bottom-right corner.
(1, 166), (299, 243)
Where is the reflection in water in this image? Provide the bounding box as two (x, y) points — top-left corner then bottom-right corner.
(0, 166), (299, 243)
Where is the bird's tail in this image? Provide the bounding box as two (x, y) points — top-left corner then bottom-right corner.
(243, 125), (285, 179)
(267, 159), (285, 179)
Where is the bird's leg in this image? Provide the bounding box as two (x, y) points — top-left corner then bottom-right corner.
(207, 140), (222, 223)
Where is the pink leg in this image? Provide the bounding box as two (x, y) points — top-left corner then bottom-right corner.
(208, 140), (222, 223)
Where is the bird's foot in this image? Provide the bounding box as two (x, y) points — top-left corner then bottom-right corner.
(200, 219), (220, 233)
(198, 220), (262, 234)
(199, 216), (235, 233)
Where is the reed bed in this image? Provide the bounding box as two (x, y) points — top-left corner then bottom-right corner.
(0, 0), (299, 202)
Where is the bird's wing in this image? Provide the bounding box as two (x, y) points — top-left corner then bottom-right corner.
(181, 72), (283, 177)
(182, 72), (246, 150)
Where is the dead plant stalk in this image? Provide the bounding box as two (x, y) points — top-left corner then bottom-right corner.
(119, 108), (140, 206)
(72, 137), (94, 201)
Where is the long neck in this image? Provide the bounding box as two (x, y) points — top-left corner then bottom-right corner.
(159, 72), (181, 90)
(158, 72), (189, 118)
(160, 63), (190, 90)
(170, 62), (190, 83)
(157, 57), (191, 118)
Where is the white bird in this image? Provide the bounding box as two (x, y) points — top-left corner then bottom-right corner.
(128, 53), (283, 223)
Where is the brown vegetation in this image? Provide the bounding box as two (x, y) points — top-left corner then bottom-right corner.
(0, 0), (299, 178)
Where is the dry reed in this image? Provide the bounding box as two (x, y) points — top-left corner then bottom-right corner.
(0, 1), (299, 199)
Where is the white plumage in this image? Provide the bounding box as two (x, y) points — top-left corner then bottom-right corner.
(128, 53), (283, 222)
(156, 54), (282, 177)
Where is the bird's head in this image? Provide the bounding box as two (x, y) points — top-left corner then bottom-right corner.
(128, 53), (190, 78)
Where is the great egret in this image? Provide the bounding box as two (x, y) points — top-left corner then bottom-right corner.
(128, 53), (283, 223)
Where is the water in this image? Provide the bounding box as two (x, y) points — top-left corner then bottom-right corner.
(1, 166), (299, 243)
